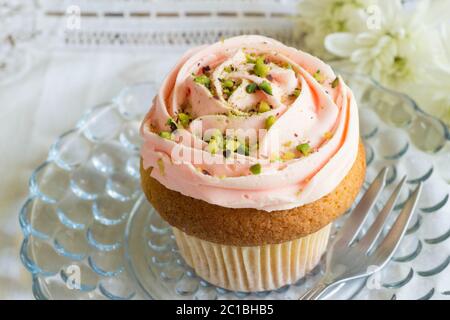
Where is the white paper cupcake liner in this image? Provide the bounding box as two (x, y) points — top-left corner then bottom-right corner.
(173, 224), (331, 292)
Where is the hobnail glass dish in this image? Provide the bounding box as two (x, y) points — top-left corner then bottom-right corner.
(20, 72), (450, 300)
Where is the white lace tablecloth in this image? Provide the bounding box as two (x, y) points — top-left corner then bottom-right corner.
(0, 47), (184, 299)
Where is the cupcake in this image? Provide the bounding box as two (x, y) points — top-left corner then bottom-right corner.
(140, 35), (365, 292)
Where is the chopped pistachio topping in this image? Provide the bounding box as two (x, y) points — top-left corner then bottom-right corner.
(207, 130), (223, 144)
(222, 79), (234, 88)
(292, 88), (301, 97)
(265, 115), (276, 129)
(313, 69), (325, 84)
(281, 151), (296, 161)
(254, 57), (270, 78)
(221, 78), (241, 100)
(284, 63), (293, 70)
(245, 83), (257, 94)
(159, 131), (172, 140)
(207, 139), (220, 155)
(194, 74), (211, 88)
(259, 81), (273, 95)
(166, 118), (178, 132)
(246, 53), (256, 64)
(296, 143), (311, 156)
(223, 65), (234, 73)
(258, 101), (271, 113)
(177, 113), (191, 127)
(331, 77), (340, 88)
(250, 163), (262, 175)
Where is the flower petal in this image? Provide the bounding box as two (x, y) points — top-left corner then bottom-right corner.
(324, 33), (357, 58)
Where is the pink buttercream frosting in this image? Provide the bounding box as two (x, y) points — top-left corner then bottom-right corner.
(140, 35), (359, 212)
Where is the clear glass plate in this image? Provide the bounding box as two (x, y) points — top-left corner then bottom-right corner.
(20, 73), (450, 300)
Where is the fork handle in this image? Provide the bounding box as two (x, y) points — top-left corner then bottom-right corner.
(299, 281), (331, 300)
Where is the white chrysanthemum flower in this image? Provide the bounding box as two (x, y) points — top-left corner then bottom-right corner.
(324, 0), (450, 87)
(297, 0), (376, 59)
(407, 24), (450, 125)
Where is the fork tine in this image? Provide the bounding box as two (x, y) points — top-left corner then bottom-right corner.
(336, 167), (388, 246)
(357, 175), (407, 253)
(370, 183), (422, 267)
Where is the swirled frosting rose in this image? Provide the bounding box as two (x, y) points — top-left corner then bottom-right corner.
(141, 35), (359, 212)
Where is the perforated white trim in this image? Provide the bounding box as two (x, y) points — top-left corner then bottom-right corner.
(36, 0), (302, 50)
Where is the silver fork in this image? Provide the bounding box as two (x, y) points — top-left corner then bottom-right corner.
(300, 168), (422, 300)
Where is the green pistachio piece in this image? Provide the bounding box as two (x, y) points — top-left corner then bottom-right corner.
(265, 115), (276, 129)
(159, 131), (172, 140)
(254, 57), (270, 78)
(250, 163), (262, 175)
(331, 77), (339, 88)
(296, 143), (311, 156)
(207, 129), (223, 143)
(166, 118), (178, 132)
(207, 139), (220, 155)
(313, 69), (325, 84)
(258, 101), (271, 113)
(177, 113), (191, 127)
(258, 81), (273, 95)
(194, 74), (211, 88)
(223, 88), (231, 96)
(223, 79), (234, 88)
(245, 83), (258, 94)
(281, 151), (296, 161)
(246, 53), (256, 64)
(224, 65), (233, 73)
